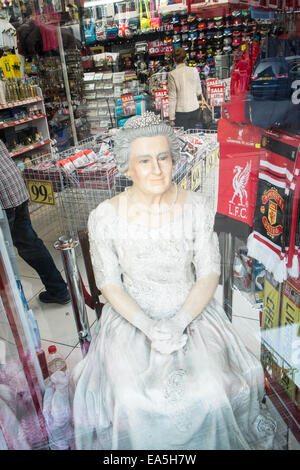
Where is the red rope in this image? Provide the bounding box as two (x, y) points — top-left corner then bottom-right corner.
(79, 273), (104, 311)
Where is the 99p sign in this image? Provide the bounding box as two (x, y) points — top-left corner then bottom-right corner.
(26, 180), (55, 205)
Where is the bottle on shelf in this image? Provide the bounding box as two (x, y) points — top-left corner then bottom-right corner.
(47, 345), (67, 376)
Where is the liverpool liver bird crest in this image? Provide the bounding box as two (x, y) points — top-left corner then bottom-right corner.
(230, 161), (251, 207)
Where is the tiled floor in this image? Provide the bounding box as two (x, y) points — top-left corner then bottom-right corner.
(14, 205), (300, 450)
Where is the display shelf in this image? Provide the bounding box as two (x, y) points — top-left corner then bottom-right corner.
(10, 139), (51, 158)
(0, 114), (46, 130)
(0, 97), (43, 110)
(265, 370), (300, 443)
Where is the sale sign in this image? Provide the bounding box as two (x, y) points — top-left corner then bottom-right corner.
(206, 78), (221, 99)
(154, 89), (168, 111)
(209, 85), (225, 106)
(161, 96), (169, 118)
(121, 94), (136, 116)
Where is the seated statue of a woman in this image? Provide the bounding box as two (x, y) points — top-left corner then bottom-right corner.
(71, 112), (276, 450)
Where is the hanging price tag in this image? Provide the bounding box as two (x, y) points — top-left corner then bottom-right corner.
(191, 161), (202, 191)
(121, 93), (136, 116)
(26, 180), (55, 205)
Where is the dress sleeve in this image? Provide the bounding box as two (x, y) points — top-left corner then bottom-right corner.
(88, 203), (122, 289)
(192, 195), (221, 279)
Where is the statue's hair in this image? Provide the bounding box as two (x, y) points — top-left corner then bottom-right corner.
(113, 121), (181, 174)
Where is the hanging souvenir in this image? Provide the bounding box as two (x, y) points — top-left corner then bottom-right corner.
(84, 19), (96, 44)
(139, 0), (151, 32)
(150, 0), (160, 30)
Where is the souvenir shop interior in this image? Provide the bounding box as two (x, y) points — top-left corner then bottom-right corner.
(0, 0), (300, 451)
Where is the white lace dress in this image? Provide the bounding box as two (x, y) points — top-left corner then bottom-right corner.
(71, 191), (276, 450)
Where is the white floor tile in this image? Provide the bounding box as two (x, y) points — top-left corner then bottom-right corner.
(20, 276), (44, 303)
(65, 347), (84, 372)
(231, 316), (261, 359)
(16, 256), (40, 279)
(232, 288), (261, 321)
(28, 296), (97, 348)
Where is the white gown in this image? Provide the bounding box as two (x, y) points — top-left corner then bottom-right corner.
(71, 191), (276, 450)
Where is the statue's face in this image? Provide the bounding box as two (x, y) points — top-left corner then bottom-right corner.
(127, 135), (173, 196)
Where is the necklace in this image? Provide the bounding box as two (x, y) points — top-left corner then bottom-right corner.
(125, 184), (178, 215)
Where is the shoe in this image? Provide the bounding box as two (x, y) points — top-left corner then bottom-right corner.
(39, 291), (71, 305)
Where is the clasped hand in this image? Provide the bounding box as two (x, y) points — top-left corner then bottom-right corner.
(132, 309), (193, 355)
(150, 310), (193, 355)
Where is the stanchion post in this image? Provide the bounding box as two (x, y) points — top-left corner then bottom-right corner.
(54, 236), (91, 356)
(222, 232), (235, 322)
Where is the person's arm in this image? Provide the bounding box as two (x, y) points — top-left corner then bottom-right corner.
(167, 72), (176, 124)
(195, 68), (202, 99)
(179, 271), (219, 319)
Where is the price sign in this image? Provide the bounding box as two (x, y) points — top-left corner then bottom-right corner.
(161, 96), (169, 118)
(206, 78), (221, 99)
(26, 180), (55, 205)
(206, 147), (219, 174)
(154, 90), (168, 111)
(191, 161), (202, 191)
(178, 175), (187, 190)
(121, 93), (136, 116)
(209, 85), (225, 107)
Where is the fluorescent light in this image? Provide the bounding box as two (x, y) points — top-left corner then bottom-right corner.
(84, 0), (123, 6)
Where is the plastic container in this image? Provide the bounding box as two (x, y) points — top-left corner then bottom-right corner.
(47, 345), (67, 376)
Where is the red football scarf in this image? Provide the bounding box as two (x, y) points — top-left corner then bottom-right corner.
(247, 130), (300, 282)
(214, 119), (263, 239)
(222, 40), (260, 124)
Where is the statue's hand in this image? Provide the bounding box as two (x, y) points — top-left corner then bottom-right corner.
(155, 310), (193, 341)
(152, 334), (187, 355)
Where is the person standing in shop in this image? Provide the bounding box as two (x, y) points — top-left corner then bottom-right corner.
(0, 139), (70, 305)
(168, 47), (202, 131)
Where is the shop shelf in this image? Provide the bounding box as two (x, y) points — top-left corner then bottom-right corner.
(0, 113), (46, 129)
(10, 138), (51, 158)
(0, 97), (43, 110)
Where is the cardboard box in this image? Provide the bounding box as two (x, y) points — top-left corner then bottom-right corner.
(278, 277), (300, 394)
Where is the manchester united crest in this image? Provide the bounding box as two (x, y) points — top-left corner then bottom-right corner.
(260, 187), (284, 238)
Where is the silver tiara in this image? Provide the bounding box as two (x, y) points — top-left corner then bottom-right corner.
(123, 111), (162, 129)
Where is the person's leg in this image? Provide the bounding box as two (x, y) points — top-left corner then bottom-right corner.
(8, 201), (69, 302)
(188, 108), (200, 130)
(175, 112), (189, 131)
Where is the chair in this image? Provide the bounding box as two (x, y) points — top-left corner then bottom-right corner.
(78, 230), (103, 320)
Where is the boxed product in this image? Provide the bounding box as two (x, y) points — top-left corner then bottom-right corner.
(77, 161), (117, 190)
(254, 260), (265, 304)
(56, 157), (76, 173)
(69, 152), (91, 169)
(277, 277), (300, 401)
(84, 149), (98, 163)
(23, 161), (63, 192)
(261, 271), (282, 373)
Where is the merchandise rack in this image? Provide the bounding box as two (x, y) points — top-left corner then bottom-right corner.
(59, 129), (219, 236)
(0, 113), (47, 130)
(21, 129), (219, 239)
